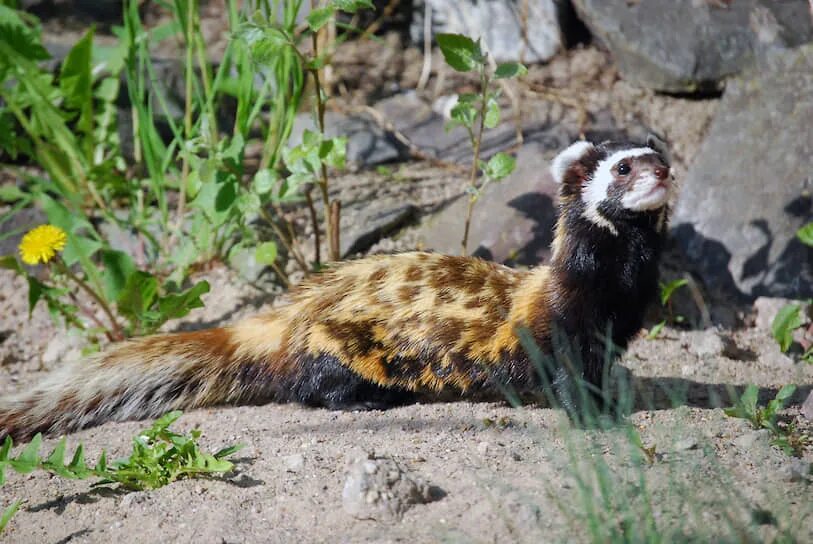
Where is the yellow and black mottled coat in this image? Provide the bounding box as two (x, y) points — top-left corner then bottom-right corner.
(0, 139), (674, 440)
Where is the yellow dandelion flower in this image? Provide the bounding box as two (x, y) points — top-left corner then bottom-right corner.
(19, 224), (68, 265)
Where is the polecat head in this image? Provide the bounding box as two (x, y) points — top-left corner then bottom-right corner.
(550, 138), (674, 235)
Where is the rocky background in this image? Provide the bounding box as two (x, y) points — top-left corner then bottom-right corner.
(1, 1), (813, 543)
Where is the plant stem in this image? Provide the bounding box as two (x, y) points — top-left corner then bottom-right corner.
(258, 206), (309, 274)
(460, 68), (490, 255)
(55, 258), (125, 341)
(329, 199), (341, 261)
(309, 0), (339, 261)
(305, 185), (321, 268)
(174, 0), (196, 246)
(269, 261), (291, 288)
(66, 289), (115, 342)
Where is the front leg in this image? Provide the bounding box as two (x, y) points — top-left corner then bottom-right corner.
(548, 333), (614, 425)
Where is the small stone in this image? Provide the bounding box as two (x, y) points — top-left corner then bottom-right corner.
(732, 429), (771, 449)
(778, 459), (812, 482)
(758, 342), (794, 367)
(411, 0), (563, 64)
(687, 329), (725, 359)
(753, 297), (801, 331)
(477, 441), (490, 455)
(284, 453), (305, 473)
(342, 455), (437, 521)
(119, 492), (149, 509)
(41, 334), (84, 367)
(673, 437), (698, 451)
(802, 390), (813, 421)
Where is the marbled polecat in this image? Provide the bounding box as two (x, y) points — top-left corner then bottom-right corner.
(0, 139), (674, 440)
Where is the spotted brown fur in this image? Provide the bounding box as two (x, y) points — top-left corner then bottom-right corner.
(0, 139), (674, 440)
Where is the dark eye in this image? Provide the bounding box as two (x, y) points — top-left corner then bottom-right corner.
(617, 162), (631, 175)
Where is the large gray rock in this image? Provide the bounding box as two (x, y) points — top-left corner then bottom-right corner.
(373, 91), (604, 166)
(572, 0), (813, 93)
(340, 202), (417, 257)
(416, 141), (560, 264)
(672, 45), (813, 300)
(411, 0), (564, 63)
(374, 91), (519, 165)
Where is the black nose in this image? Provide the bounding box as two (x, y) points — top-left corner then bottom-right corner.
(654, 166), (669, 181)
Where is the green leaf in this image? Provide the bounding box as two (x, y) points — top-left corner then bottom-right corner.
(59, 27), (94, 132)
(213, 444), (245, 459)
(255, 241), (278, 265)
(214, 181), (238, 213)
(659, 278), (689, 306)
(436, 33), (483, 72)
(0, 184), (25, 203)
(11, 434), (41, 473)
(646, 320), (666, 340)
(252, 169), (278, 195)
(61, 236), (102, 268)
(45, 438), (67, 468)
(797, 223), (813, 247)
(0, 436), (11, 461)
(494, 62), (528, 79)
(740, 384), (759, 418)
(156, 280), (210, 322)
(240, 24), (290, 64)
(0, 255), (22, 274)
(0, 499), (22, 534)
(67, 443), (85, 471)
(774, 383), (797, 402)
(26, 276), (45, 317)
(307, 7), (334, 32)
(95, 451), (107, 473)
(220, 133), (245, 168)
(448, 100), (477, 131)
(484, 97), (500, 129)
(332, 0), (375, 12)
(771, 303), (803, 353)
(764, 385), (796, 426)
(116, 270), (158, 322)
(38, 193), (93, 235)
(150, 410), (183, 432)
(483, 152), (516, 181)
(0, 5), (49, 61)
(100, 249), (136, 302)
(321, 137), (346, 170)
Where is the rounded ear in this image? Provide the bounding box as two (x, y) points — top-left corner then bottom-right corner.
(550, 141), (595, 184)
(646, 133), (672, 165)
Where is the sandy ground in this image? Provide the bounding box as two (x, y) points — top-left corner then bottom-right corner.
(1, 22), (812, 543)
(1, 260), (812, 543)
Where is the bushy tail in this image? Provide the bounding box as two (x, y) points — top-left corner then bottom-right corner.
(0, 321), (282, 441)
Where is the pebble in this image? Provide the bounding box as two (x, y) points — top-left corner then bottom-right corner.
(284, 453), (305, 473)
(753, 297), (804, 331)
(673, 437), (698, 451)
(477, 441), (490, 455)
(778, 459), (812, 483)
(687, 329), (725, 359)
(732, 429), (771, 449)
(758, 342), (795, 367)
(119, 492), (149, 509)
(41, 334), (84, 367)
(802, 390), (813, 421)
(342, 455), (437, 521)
